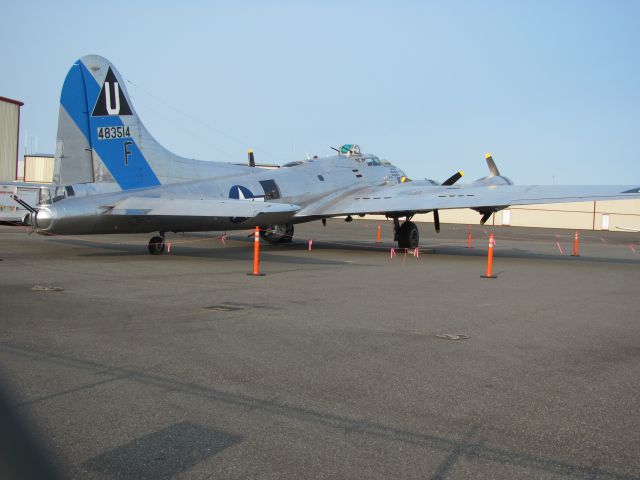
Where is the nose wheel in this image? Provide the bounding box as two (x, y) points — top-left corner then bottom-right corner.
(148, 234), (165, 255)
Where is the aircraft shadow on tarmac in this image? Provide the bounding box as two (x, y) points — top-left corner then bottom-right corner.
(49, 235), (640, 267)
(1, 341), (637, 480)
(49, 237), (353, 267)
(227, 236), (640, 267)
(431, 244), (640, 266)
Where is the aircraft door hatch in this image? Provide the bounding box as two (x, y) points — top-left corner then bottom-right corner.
(259, 180), (281, 200)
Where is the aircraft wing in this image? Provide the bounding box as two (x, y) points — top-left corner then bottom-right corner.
(295, 183), (640, 217)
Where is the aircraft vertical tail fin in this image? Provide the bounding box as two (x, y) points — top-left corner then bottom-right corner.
(55, 55), (175, 190)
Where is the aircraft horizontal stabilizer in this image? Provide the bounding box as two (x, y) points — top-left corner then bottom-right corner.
(109, 197), (300, 217)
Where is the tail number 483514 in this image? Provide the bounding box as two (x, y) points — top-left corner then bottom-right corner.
(97, 126), (131, 140)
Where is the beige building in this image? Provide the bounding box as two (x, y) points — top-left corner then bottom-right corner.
(23, 154), (54, 183)
(0, 96), (23, 182)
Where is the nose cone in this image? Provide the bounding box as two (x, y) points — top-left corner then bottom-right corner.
(35, 208), (54, 230)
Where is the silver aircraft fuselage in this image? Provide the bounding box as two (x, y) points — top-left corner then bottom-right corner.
(34, 154), (406, 235)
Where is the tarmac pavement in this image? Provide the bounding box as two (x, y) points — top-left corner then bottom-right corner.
(0, 219), (639, 479)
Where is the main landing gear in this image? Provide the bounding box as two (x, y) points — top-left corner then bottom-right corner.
(148, 233), (165, 255)
(393, 217), (419, 249)
(260, 224), (294, 245)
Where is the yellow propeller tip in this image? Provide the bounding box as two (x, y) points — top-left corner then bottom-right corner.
(484, 153), (492, 159)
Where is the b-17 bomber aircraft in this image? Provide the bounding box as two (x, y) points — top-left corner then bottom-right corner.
(18, 55), (640, 254)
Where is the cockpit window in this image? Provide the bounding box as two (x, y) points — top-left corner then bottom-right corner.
(364, 156), (381, 166)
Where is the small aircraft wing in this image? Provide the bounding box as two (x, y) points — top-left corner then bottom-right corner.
(109, 196), (300, 217)
(295, 183), (640, 218)
(102, 196), (300, 227)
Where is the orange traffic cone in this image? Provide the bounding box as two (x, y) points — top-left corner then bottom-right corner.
(481, 233), (497, 279)
(247, 226), (266, 276)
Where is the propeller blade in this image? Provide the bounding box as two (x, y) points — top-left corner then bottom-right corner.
(485, 153), (500, 177)
(248, 149), (255, 167)
(432, 171), (463, 234)
(441, 171), (464, 186)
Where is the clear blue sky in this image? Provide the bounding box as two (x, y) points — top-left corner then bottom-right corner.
(2, 0), (639, 184)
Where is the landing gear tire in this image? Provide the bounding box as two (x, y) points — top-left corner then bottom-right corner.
(260, 224), (294, 244)
(282, 224), (294, 243)
(397, 221), (419, 249)
(148, 236), (165, 255)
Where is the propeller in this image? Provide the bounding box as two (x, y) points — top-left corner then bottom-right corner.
(248, 149), (255, 167)
(433, 170), (464, 233)
(473, 154), (509, 223)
